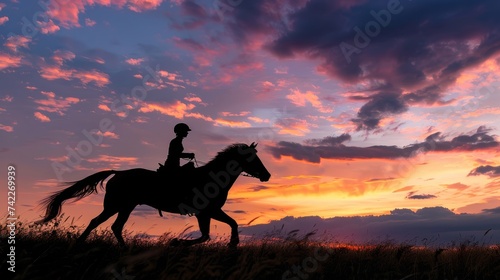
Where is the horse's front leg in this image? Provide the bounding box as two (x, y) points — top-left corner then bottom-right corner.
(211, 208), (239, 247)
(171, 212), (210, 246)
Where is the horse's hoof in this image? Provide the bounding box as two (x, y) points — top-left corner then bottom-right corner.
(170, 238), (185, 247)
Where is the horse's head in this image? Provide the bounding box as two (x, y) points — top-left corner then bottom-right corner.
(236, 142), (271, 182)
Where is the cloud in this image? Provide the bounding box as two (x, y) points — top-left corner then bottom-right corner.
(269, 127), (498, 163)
(275, 118), (314, 136)
(139, 100), (195, 119)
(0, 52), (22, 70)
(37, 19), (60, 34)
(34, 91), (80, 115)
(0, 124), (14, 132)
(39, 51), (110, 87)
(248, 185), (269, 192)
(84, 18), (96, 27)
(442, 182), (470, 191)
(125, 58), (145, 65)
(468, 165), (500, 178)
(34, 112), (51, 122)
(0, 16), (9, 25)
(45, 0), (163, 28)
(241, 206), (500, 245)
(286, 88), (333, 113)
(406, 191), (437, 200)
(186, 0), (500, 130)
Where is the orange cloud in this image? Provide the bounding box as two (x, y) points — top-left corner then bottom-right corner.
(248, 116), (270, 123)
(214, 119), (252, 128)
(287, 88), (333, 113)
(139, 100), (195, 119)
(0, 52), (22, 70)
(34, 112), (51, 122)
(98, 104), (111, 111)
(95, 130), (119, 139)
(275, 118), (313, 136)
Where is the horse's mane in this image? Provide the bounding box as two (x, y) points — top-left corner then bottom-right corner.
(203, 143), (250, 166)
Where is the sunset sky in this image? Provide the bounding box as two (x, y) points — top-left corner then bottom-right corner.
(1, 0), (500, 244)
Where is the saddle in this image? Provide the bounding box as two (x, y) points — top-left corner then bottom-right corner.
(156, 162), (195, 217)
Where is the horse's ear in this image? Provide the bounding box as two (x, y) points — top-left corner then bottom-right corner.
(250, 142), (258, 148)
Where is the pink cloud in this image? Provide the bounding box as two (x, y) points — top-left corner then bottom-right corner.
(158, 70), (177, 81)
(0, 16), (8, 25)
(126, 58), (144, 65)
(0, 52), (22, 70)
(45, 0), (161, 29)
(128, 0), (163, 12)
(0, 95), (13, 102)
(95, 130), (119, 139)
(37, 19), (61, 34)
(287, 88), (333, 113)
(87, 154), (139, 169)
(0, 124), (13, 132)
(85, 18), (96, 26)
(34, 111), (51, 122)
(34, 91), (80, 115)
(39, 52), (110, 87)
(184, 94), (203, 103)
(53, 50), (76, 65)
(39, 65), (74, 80)
(73, 69), (110, 87)
(4, 35), (31, 52)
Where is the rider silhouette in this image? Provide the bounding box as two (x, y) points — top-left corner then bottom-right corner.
(157, 123), (195, 217)
(164, 123), (195, 170)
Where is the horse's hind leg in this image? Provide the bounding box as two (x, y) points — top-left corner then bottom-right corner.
(77, 208), (117, 243)
(111, 205), (135, 247)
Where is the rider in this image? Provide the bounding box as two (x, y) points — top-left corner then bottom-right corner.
(164, 123), (195, 170)
(157, 123), (195, 217)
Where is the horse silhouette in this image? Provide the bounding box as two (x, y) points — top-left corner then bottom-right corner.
(37, 143), (270, 247)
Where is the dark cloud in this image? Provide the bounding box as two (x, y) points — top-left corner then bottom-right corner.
(241, 206), (500, 245)
(482, 207), (500, 214)
(468, 165), (500, 178)
(248, 185), (269, 192)
(406, 191), (437, 200)
(269, 127), (498, 163)
(305, 133), (351, 146)
(195, 0), (500, 130)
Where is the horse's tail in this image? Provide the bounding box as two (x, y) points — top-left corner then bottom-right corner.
(36, 170), (117, 224)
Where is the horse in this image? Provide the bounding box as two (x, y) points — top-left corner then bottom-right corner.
(37, 143), (271, 247)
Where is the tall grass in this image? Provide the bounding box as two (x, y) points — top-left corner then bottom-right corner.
(2, 216), (500, 280)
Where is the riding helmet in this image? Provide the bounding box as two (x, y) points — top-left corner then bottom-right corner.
(174, 123), (191, 133)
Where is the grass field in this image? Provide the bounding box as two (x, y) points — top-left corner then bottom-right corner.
(2, 217), (500, 280)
